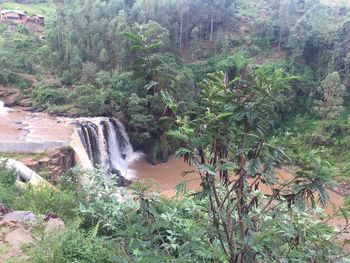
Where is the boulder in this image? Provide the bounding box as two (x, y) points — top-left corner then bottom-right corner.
(2, 211), (36, 223)
(4, 100), (18, 107)
(0, 220), (17, 228)
(44, 218), (66, 233)
(18, 98), (32, 108)
(4, 228), (34, 247)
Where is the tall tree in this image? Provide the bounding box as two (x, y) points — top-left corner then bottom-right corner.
(315, 71), (345, 119)
(166, 67), (328, 262)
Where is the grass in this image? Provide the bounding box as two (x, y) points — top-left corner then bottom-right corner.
(0, 242), (10, 257)
(0, 2), (55, 17)
(0, 152), (48, 161)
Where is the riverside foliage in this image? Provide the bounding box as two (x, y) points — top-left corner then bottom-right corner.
(27, 168), (348, 262)
(2, 0), (350, 165)
(1, 0), (350, 261)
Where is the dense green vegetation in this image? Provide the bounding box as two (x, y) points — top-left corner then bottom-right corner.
(0, 162), (347, 262)
(20, 0), (349, 166)
(1, 0), (350, 261)
(0, 0), (349, 166)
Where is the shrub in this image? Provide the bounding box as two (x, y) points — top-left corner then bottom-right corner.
(16, 24), (29, 34)
(32, 84), (68, 106)
(12, 185), (76, 221)
(64, 167), (346, 262)
(0, 160), (17, 187)
(30, 228), (116, 263)
(60, 70), (74, 86)
(0, 161), (19, 208)
(0, 161), (76, 221)
(0, 70), (30, 88)
(81, 62), (98, 84)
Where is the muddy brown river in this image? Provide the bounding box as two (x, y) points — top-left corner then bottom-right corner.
(0, 103), (74, 152)
(133, 158), (343, 213)
(0, 101), (344, 212)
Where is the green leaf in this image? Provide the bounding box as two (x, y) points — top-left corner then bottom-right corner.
(174, 148), (192, 158)
(217, 112), (233, 120)
(145, 81), (159, 91)
(166, 131), (189, 143)
(148, 41), (163, 50)
(247, 159), (260, 176)
(197, 164), (216, 176)
(175, 181), (187, 195)
(123, 31), (143, 43)
(340, 208), (349, 224)
(218, 162), (238, 171)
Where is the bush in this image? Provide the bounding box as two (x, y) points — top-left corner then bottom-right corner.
(66, 168), (344, 262)
(32, 84), (68, 106)
(81, 62), (98, 84)
(0, 161), (19, 208)
(60, 70), (74, 86)
(0, 160), (17, 187)
(30, 228), (116, 263)
(0, 161), (76, 221)
(16, 24), (29, 34)
(0, 70), (30, 88)
(12, 185), (76, 221)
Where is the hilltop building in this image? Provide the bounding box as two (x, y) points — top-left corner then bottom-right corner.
(0, 9), (44, 26)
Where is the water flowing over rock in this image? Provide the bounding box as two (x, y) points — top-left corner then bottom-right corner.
(0, 101), (74, 153)
(70, 117), (141, 180)
(0, 100), (10, 115)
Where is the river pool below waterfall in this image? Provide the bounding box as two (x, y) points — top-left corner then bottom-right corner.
(132, 158), (343, 213)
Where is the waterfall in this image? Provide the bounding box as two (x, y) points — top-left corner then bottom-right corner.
(70, 118), (141, 182)
(0, 101), (9, 115)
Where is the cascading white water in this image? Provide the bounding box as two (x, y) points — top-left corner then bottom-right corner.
(70, 117), (141, 182)
(0, 101), (9, 115)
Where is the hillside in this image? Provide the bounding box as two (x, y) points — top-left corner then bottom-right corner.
(0, 2), (54, 16)
(1, 0), (350, 262)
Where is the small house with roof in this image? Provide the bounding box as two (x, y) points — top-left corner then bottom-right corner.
(0, 9), (45, 27)
(28, 14), (44, 26)
(0, 10), (28, 23)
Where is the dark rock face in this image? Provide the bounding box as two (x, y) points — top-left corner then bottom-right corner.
(145, 141), (169, 165)
(24, 106), (44, 112)
(0, 203), (11, 216)
(48, 147), (75, 183)
(4, 101), (18, 107)
(19, 147), (75, 184)
(116, 176), (132, 187)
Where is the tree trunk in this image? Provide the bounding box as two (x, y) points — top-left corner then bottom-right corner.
(179, 9), (183, 51)
(278, 27), (283, 51)
(210, 8), (214, 42)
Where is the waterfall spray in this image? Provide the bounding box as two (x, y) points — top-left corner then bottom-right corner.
(0, 101), (9, 115)
(70, 118), (141, 184)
